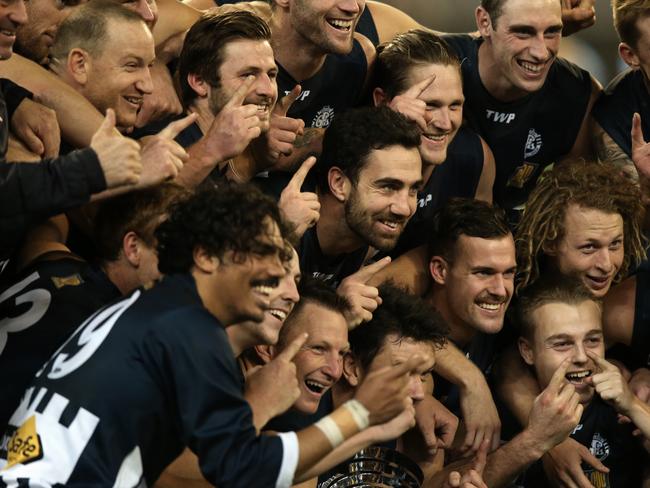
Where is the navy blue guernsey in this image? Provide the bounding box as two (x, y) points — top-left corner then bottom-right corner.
(518, 398), (646, 487)
(0, 255), (119, 434)
(277, 39), (368, 129)
(298, 227), (368, 288)
(0, 274), (290, 487)
(631, 269), (650, 370)
(593, 69), (650, 157)
(392, 126), (484, 256)
(443, 34), (591, 211)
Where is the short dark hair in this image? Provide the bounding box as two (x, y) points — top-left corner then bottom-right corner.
(277, 276), (351, 349)
(427, 198), (511, 261)
(375, 29), (461, 99)
(156, 184), (291, 274)
(93, 183), (190, 263)
(315, 106), (421, 193)
(515, 277), (599, 342)
(348, 283), (448, 372)
(612, 0), (650, 48)
(51, 0), (144, 62)
(178, 10), (271, 107)
(481, 0), (509, 26)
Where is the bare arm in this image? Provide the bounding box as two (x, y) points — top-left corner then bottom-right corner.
(562, 76), (601, 162)
(602, 276), (636, 348)
(368, 244), (430, 294)
(593, 121), (638, 176)
(474, 137), (495, 203)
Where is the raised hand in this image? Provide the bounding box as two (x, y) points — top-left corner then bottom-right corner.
(561, 0), (596, 36)
(387, 74), (436, 132)
(266, 84), (305, 161)
(278, 156), (320, 237)
(337, 257), (392, 329)
(138, 113), (195, 186)
(90, 109), (142, 188)
(586, 351), (635, 414)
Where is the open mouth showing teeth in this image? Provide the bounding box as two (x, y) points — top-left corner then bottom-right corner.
(477, 302), (502, 311)
(124, 96), (142, 107)
(565, 371), (592, 382)
(423, 134), (446, 142)
(0, 30), (15, 37)
(379, 220), (399, 230)
(257, 104), (269, 112)
(305, 380), (327, 394)
(327, 19), (353, 31)
(517, 60), (543, 74)
(268, 309), (287, 321)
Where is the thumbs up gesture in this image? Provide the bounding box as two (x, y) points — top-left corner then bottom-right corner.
(90, 109), (142, 188)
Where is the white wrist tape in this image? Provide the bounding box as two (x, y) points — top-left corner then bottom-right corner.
(314, 416), (344, 448)
(343, 399), (370, 430)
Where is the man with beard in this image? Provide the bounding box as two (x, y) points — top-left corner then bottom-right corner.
(305, 106), (421, 325)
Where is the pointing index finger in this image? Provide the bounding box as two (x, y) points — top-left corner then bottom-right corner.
(586, 350), (616, 373)
(349, 256), (392, 284)
(276, 84), (302, 116)
(632, 112), (647, 150)
(159, 113), (198, 140)
(287, 156), (316, 190)
(226, 75), (256, 108)
(278, 332), (308, 361)
(403, 73), (436, 99)
(548, 357), (572, 392)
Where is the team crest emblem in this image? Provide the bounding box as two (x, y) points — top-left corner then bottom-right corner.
(589, 432), (610, 461)
(524, 128), (543, 158)
(312, 106), (335, 128)
(507, 162), (538, 189)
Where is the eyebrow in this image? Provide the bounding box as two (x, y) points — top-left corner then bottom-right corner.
(545, 330), (603, 343)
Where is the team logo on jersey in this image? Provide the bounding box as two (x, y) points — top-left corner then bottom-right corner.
(284, 89), (311, 102)
(312, 106), (335, 128)
(418, 194), (432, 208)
(485, 109), (516, 124)
(3, 416), (43, 469)
(51, 274), (83, 289)
(589, 433), (610, 461)
(524, 129), (543, 158)
(506, 162), (538, 189)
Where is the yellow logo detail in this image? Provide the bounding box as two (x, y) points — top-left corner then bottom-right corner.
(506, 162), (538, 189)
(51, 274), (83, 289)
(586, 470), (610, 488)
(4, 416), (43, 469)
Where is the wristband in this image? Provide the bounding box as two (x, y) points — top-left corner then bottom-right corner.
(343, 399), (370, 430)
(314, 415), (344, 448)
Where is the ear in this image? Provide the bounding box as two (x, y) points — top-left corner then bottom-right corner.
(429, 256), (448, 285)
(193, 246), (219, 273)
(328, 167), (350, 202)
(372, 87), (388, 107)
(254, 345), (274, 364)
(67, 48), (90, 85)
(619, 42), (641, 70)
(342, 353), (361, 387)
(187, 72), (209, 98)
(518, 337), (535, 366)
(475, 6), (493, 38)
(122, 231), (141, 267)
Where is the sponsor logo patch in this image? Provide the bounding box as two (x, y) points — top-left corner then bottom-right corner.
(3, 416), (43, 469)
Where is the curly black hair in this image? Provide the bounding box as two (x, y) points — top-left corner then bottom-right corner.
(348, 283), (449, 372)
(156, 184), (291, 274)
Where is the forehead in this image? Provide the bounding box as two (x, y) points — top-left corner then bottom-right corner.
(360, 145), (421, 183)
(562, 205), (624, 242)
(379, 335), (436, 370)
(295, 302), (348, 343)
(452, 234), (516, 269)
(406, 63), (463, 101)
(220, 39), (276, 73)
(99, 18), (154, 60)
(530, 300), (602, 342)
(498, 0), (562, 28)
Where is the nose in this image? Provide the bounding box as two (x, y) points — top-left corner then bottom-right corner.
(255, 73), (276, 100)
(488, 273), (508, 299)
(572, 343), (588, 365)
(282, 275), (300, 305)
(339, 0), (362, 14)
(324, 353), (343, 381)
(528, 34), (548, 61)
(408, 375), (425, 402)
(137, 66), (154, 96)
(595, 249), (613, 274)
(390, 190), (415, 218)
(431, 108), (452, 132)
(9, 0), (28, 27)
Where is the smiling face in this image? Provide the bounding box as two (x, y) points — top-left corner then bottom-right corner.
(81, 17), (154, 129)
(547, 205), (624, 298)
(289, 0), (365, 55)
(478, 0), (562, 100)
(15, 0), (84, 65)
(207, 38), (278, 132)
(0, 0), (28, 60)
(283, 301), (349, 414)
(344, 145), (422, 252)
(433, 234), (516, 343)
(520, 299), (604, 405)
(402, 63), (464, 166)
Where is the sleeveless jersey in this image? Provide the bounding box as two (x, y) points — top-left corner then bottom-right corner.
(298, 227), (367, 288)
(632, 268), (650, 369)
(0, 274), (290, 488)
(443, 34), (591, 211)
(392, 126), (484, 256)
(593, 69), (650, 158)
(277, 39), (368, 129)
(0, 255), (119, 433)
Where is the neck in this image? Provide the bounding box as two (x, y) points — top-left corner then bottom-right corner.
(103, 259), (139, 296)
(317, 194), (366, 256)
(192, 268), (233, 326)
(477, 42), (528, 102)
(225, 326), (250, 357)
(424, 287), (476, 347)
(270, 12), (328, 81)
(188, 99), (215, 136)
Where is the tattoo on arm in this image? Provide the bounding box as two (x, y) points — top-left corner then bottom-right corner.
(595, 127), (638, 178)
(293, 128), (321, 149)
